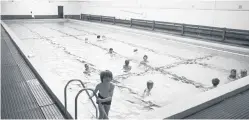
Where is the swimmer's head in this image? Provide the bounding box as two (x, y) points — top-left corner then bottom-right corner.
(212, 78), (220, 87)
(143, 55), (148, 61)
(125, 60), (130, 66)
(109, 48), (113, 54)
(97, 35), (101, 39)
(85, 64), (89, 70)
(100, 70), (113, 83)
(134, 49), (138, 52)
(147, 80), (154, 90)
(241, 69), (247, 78)
(85, 38), (88, 43)
(230, 69), (237, 78)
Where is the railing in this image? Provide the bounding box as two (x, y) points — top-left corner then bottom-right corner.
(131, 18), (154, 29)
(80, 14), (249, 46)
(64, 79), (98, 119)
(74, 88), (108, 119)
(75, 88), (97, 119)
(81, 14), (115, 25)
(101, 16), (115, 24)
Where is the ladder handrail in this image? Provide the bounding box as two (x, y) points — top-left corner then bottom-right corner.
(64, 79), (98, 118)
(75, 88), (99, 119)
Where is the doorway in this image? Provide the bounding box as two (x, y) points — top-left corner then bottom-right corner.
(58, 6), (64, 18)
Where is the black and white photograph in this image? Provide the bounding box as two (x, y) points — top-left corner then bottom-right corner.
(1, 0), (249, 119)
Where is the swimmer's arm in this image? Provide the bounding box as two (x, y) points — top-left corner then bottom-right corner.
(90, 84), (99, 99)
(143, 89), (149, 97)
(142, 89), (146, 97)
(99, 84), (115, 102)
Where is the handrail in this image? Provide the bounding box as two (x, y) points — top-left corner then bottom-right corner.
(64, 79), (98, 118)
(102, 16), (115, 19)
(132, 18), (154, 23)
(64, 79), (83, 111)
(75, 88), (100, 119)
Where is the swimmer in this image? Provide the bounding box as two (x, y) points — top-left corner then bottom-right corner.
(85, 37), (88, 43)
(97, 35), (102, 41)
(240, 69), (247, 78)
(212, 78), (220, 87)
(143, 80), (154, 97)
(140, 55), (148, 65)
(83, 64), (90, 75)
(228, 69), (238, 81)
(123, 60), (132, 72)
(109, 48), (114, 54)
(90, 70), (115, 119)
(133, 49), (138, 52)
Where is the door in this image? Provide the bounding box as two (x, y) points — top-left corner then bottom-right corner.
(58, 6), (64, 18)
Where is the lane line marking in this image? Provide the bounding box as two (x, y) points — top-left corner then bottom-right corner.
(74, 20), (249, 58)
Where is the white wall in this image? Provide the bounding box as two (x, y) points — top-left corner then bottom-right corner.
(81, 0), (249, 30)
(2, 0), (249, 30)
(1, 0), (81, 15)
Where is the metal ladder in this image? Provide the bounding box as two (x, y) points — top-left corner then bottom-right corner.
(64, 79), (98, 119)
(64, 79), (108, 119)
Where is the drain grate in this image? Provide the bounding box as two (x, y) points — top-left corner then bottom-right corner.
(27, 79), (53, 106)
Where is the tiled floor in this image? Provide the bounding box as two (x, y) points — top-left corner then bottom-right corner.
(1, 26), (66, 119)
